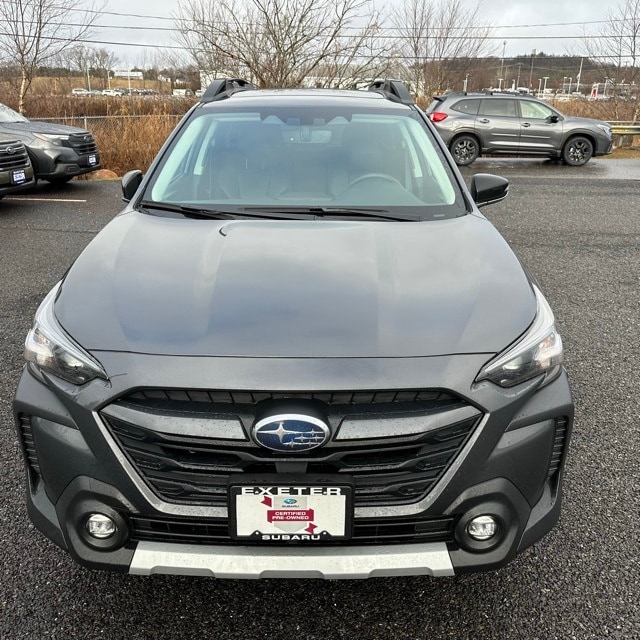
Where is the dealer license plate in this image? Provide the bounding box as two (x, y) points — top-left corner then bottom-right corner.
(88, 154), (97, 165)
(12, 169), (26, 184)
(230, 483), (353, 541)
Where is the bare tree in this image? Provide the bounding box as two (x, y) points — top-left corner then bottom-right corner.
(175, 0), (389, 88)
(0, 0), (103, 112)
(582, 0), (640, 120)
(392, 0), (493, 98)
(92, 48), (119, 90)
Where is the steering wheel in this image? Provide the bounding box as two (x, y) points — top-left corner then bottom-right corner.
(346, 173), (403, 189)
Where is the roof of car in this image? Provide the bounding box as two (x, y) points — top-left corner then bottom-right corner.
(438, 91), (542, 100)
(198, 79), (416, 109)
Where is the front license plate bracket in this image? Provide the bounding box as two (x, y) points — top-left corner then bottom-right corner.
(229, 475), (354, 542)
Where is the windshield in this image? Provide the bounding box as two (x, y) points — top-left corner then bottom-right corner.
(146, 104), (466, 219)
(0, 103), (29, 123)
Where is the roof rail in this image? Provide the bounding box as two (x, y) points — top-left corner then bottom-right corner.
(368, 79), (414, 105)
(200, 78), (256, 104)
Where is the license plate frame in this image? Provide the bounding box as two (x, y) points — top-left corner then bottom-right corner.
(12, 169), (26, 184)
(229, 476), (354, 542)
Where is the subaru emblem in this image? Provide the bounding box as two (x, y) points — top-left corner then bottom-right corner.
(253, 414), (330, 452)
(4, 146), (16, 155)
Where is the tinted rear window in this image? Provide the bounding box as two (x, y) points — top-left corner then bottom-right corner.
(479, 99), (517, 117)
(451, 99), (480, 115)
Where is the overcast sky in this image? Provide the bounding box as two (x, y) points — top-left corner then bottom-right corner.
(98, 0), (614, 66)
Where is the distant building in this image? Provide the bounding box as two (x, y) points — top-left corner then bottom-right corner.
(113, 70), (143, 80)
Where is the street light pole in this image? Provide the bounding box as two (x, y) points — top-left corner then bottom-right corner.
(543, 76), (549, 95)
(537, 78), (542, 96)
(529, 49), (536, 89)
(576, 57), (583, 93)
(568, 77), (572, 93)
(500, 41), (506, 87)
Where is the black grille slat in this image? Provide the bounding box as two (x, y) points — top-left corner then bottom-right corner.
(547, 417), (568, 477)
(102, 389), (479, 508)
(128, 514), (456, 546)
(127, 388), (460, 408)
(17, 415), (41, 476)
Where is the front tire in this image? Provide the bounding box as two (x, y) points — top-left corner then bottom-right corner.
(562, 136), (594, 166)
(450, 135), (480, 166)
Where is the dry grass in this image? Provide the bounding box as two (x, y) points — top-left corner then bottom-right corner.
(90, 115), (182, 176)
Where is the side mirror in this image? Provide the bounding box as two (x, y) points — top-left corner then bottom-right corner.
(547, 114), (560, 123)
(470, 174), (509, 208)
(121, 170), (143, 202)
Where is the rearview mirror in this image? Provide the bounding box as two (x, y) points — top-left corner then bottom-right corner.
(121, 170), (143, 202)
(470, 174), (509, 208)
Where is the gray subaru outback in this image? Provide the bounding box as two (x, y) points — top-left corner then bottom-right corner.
(14, 79), (573, 579)
(426, 92), (613, 166)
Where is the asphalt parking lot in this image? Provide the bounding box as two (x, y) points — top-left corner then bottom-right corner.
(1, 160), (639, 639)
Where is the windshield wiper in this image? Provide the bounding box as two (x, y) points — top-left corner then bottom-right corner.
(242, 206), (420, 222)
(139, 200), (237, 219)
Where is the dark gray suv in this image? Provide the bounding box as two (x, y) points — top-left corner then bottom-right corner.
(0, 103), (100, 183)
(427, 92), (613, 166)
(14, 79), (573, 578)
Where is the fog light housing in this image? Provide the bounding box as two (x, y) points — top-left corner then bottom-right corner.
(466, 515), (498, 541)
(85, 513), (117, 539)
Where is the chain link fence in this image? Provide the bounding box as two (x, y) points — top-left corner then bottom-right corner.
(38, 115), (184, 175)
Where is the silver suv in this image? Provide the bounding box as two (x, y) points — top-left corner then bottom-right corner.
(426, 92), (613, 166)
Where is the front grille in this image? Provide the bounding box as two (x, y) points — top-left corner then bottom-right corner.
(547, 416), (568, 478)
(0, 141), (30, 171)
(129, 513), (456, 546)
(16, 414), (41, 481)
(67, 132), (98, 154)
(101, 388), (481, 508)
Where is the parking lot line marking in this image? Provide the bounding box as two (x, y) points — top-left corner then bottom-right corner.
(5, 197), (87, 203)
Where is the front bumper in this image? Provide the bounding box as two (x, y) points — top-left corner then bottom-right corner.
(14, 352), (573, 577)
(28, 146), (101, 179)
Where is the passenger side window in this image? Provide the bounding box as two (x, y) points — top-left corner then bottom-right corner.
(520, 101), (556, 120)
(478, 99), (517, 118)
(451, 99), (480, 115)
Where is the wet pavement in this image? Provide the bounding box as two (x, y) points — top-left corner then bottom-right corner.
(459, 156), (640, 181)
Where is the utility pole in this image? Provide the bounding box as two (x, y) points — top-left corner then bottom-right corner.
(537, 78), (542, 96)
(568, 77), (572, 93)
(516, 63), (523, 88)
(463, 74), (469, 92)
(543, 76), (549, 95)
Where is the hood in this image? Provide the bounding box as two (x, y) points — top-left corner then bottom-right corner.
(563, 115), (609, 129)
(56, 212), (536, 358)
(0, 120), (89, 136)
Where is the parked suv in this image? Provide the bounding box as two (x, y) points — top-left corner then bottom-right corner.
(426, 92), (613, 166)
(0, 103), (100, 183)
(0, 139), (36, 198)
(14, 79), (573, 578)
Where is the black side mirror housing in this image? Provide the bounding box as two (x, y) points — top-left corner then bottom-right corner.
(470, 173), (509, 208)
(121, 170), (143, 202)
(547, 114), (560, 123)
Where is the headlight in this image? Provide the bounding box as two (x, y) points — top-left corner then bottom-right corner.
(24, 282), (108, 385)
(595, 124), (612, 136)
(33, 133), (69, 146)
(476, 285), (564, 388)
